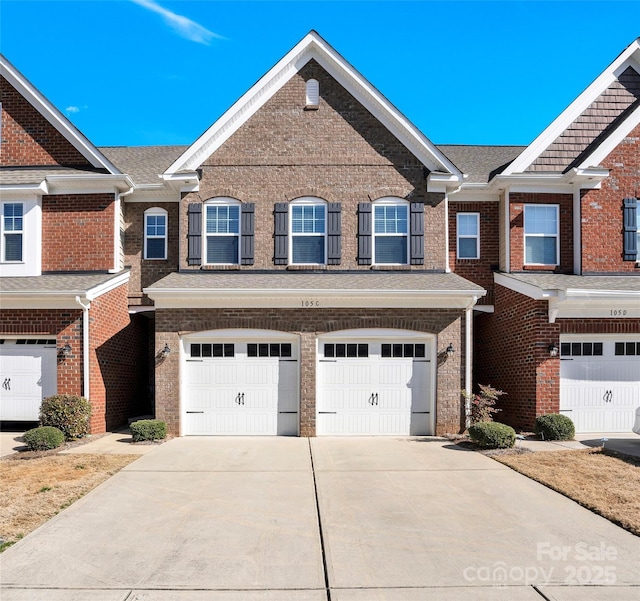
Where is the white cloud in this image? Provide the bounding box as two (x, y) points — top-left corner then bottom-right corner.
(131, 0), (224, 45)
(65, 106), (80, 114)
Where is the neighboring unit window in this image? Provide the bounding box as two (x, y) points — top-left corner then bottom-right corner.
(205, 201), (240, 264)
(457, 213), (479, 259)
(524, 204), (559, 265)
(144, 208), (167, 260)
(290, 201), (326, 264)
(2, 202), (23, 262)
(374, 202), (408, 264)
(305, 79), (319, 106)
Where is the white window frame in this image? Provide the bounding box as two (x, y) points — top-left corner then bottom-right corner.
(524, 204), (559, 266)
(143, 207), (168, 260)
(289, 198), (327, 266)
(456, 212), (480, 260)
(1, 201), (24, 263)
(0, 196), (41, 277)
(373, 198), (409, 265)
(203, 198), (241, 266)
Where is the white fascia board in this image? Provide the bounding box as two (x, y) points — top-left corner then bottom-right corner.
(504, 39), (640, 175)
(161, 173), (200, 193)
(427, 172), (463, 193)
(578, 103), (640, 169)
(494, 273), (563, 300)
(449, 187), (500, 202)
(487, 168), (608, 194)
(144, 287), (484, 309)
(0, 181), (49, 196)
(0, 292), (88, 309)
(46, 174), (134, 194)
(554, 296), (640, 320)
(165, 32), (461, 178)
(125, 185), (180, 203)
(565, 288), (640, 300)
(85, 271), (130, 301)
(0, 54), (121, 174)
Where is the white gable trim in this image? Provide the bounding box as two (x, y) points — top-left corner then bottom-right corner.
(165, 31), (461, 180)
(504, 39), (640, 175)
(0, 54), (121, 174)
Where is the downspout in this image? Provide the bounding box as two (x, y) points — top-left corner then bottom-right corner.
(464, 296), (478, 429)
(573, 187), (581, 275)
(444, 191), (451, 272)
(75, 296), (91, 399)
(111, 186), (135, 273)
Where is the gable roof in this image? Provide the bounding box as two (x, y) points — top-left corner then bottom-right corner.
(100, 146), (187, 185)
(505, 38), (640, 175)
(0, 54), (121, 174)
(436, 145), (525, 184)
(165, 31), (461, 179)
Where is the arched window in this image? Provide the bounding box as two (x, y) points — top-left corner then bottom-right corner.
(204, 198), (241, 265)
(305, 79), (319, 106)
(144, 207), (167, 260)
(290, 197), (326, 265)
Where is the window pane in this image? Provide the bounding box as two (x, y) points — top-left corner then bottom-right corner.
(4, 203), (23, 232)
(146, 237), (165, 259)
(206, 205), (239, 234)
(292, 205), (325, 234)
(281, 344), (292, 358)
(191, 344), (201, 358)
(594, 343), (603, 356)
(324, 344), (335, 358)
(615, 342), (624, 355)
(525, 206), (558, 235)
(292, 236), (324, 263)
(458, 238), (478, 259)
(375, 236), (407, 264)
(206, 235), (238, 264)
(374, 205), (407, 234)
(248, 344), (257, 357)
(4, 233), (23, 261)
(525, 237), (556, 264)
(458, 214), (478, 236)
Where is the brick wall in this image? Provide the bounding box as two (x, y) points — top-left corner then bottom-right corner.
(89, 284), (149, 432)
(124, 202), (180, 303)
(179, 61), (446, 272)
(449, 201), (499, 304)
(154, 307), (465, 437)
(581, 123), (640, 273)
(0, 75), (91, 167)
(42, 194), (116, 271)
(509, 193), (573, 272)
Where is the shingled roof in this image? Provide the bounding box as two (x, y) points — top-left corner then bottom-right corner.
(436, 145), (525, 184)
(99, 146), (187, 185)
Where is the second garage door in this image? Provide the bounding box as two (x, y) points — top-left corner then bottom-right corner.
(182, 333), (299, 436)
(317, 331), (434, 435)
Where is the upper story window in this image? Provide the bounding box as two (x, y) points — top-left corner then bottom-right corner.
(305, 79), (319, 107)
(2, 202), (23, 262)
(290, 200), (326, 265)
(144, 208), (167, 260)
(373, 201), (408, 264)
(457, 212), (479, 259)
(524, 204), (559, 265)
(204, 199), (240, 265)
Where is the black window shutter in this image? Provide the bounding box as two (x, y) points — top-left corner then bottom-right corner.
(187, 203), (202, 266)
(358, 202), (372, 265)
(623, 197), (638, 261)
(327, 202), (342, 265)
(241, 203), (255, 265)
(274, 202), (289, 264)
(410, 202), (425, 265)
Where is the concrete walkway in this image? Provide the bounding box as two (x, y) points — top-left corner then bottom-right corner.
(1, 437), (639, 600)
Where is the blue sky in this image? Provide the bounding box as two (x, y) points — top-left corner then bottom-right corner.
(1, 1), (638, 147)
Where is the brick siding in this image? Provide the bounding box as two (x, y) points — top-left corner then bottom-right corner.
(42, 194), (116, 272)
(154, 308), (465, 437)
(0, 75), (91, 167)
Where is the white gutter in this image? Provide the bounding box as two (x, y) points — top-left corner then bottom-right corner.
(75, 296), (91, 399)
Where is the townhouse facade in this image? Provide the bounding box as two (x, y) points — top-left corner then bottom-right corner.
(1, 33), (638, 437)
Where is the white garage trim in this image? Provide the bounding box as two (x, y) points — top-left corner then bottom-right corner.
(316, 329), (436, 436)
(560, 334), (640, 433)
(180, 329), (300, 436)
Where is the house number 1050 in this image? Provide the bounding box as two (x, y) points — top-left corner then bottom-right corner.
(610, 309), (627, 316)
(302, 300), (320, 307)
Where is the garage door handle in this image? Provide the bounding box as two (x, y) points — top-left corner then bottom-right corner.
(369, 393), (378, 405)
(235, 392), (245, 405)
(319, 412), (337, 414)
(2, 378), (10, 391)
(186, 411), (204, 414)
(603, 390), (613, 403)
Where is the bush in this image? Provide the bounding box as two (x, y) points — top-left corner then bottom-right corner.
(535, 413), (575, 441)
(463, 384), (506, 424)
(22, 426), (65, 451)
(40, 394), (91, 441)
(469, 422), (516, 449)
(130, 419), (167, 442)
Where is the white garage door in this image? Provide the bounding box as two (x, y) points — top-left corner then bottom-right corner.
(0, 339), (57, 421)
(560, 336), (640, 433)
(182, 334), (299, 436)
(317, 332), (433, 436)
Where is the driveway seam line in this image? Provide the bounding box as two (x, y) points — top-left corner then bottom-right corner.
(308, 437), (332, 601)
(532, 585), (553, 600)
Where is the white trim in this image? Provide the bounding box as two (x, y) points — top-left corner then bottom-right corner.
(504, 39), (640, 175)
(523, 204), (560, 267)
(85, 271), (130, 301)
(0, 54), (121, 174)
(372, 198), (409, 266)
(143, 207), (168, 261)
(289, 198), (327, 266)
(203, 198), (241, 266)
(573, 188), (582, 275)
(456, 212), (480, 260)
(0, 196), (42, 277)
(494, 273), (563, 300)
(164, 31), (461, 180)
(464, 304), (472, 428)
(444, 192), (450, 273)
(75, 296), (91, 400)
(473, 304), (495, 314)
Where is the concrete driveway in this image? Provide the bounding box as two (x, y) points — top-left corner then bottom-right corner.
(1, 437), (639, 600)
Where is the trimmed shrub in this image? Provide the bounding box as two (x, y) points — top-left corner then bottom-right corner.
(130, 419), (167, 442)
(40, 394), (91, 440)
(469, 422), (516, 449)
(535, 414), (575, 441)
(23, 426), (65, 451)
